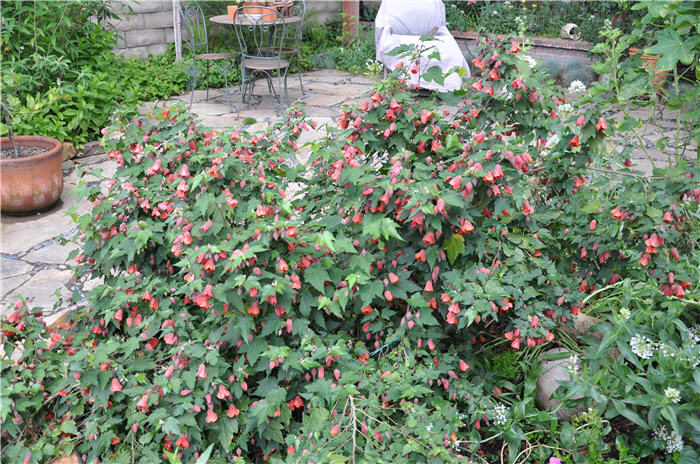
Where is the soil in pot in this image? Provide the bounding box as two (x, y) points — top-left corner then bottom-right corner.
(1, 145), (49, 160)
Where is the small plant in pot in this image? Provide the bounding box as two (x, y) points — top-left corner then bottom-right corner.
(1, 100), (63, 215)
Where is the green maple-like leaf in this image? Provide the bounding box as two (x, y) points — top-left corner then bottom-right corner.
(305, 262), (331, 293)
(645, 29), (699, 70)
(442, 233), (465, 265)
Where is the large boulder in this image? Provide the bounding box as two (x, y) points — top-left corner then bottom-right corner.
(536, 348), (586, 421)
(559, 312), (604, 342)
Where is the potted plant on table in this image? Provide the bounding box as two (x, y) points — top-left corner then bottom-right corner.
(228, 0), (242, 20)
(1, 99), (63, 215)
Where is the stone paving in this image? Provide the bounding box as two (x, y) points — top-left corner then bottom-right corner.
(1, 69), (696, 322)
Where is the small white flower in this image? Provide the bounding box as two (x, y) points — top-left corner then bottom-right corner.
(656, 426), (684, 453)
(568, 80), (586, 93)
(665, 431), (684, 453)
(522, 55), (537, 69)
(558, 103), (574, 116)
(426, 422), (434, 432)
(619, 307), (631, 320)
(664, 387), (681, 404)
(689, 324), (700, 343)
(567, 354), (579, 376)
(545, 133), (560, 149)
(492, 10), (499, 15)
(493, 403), (508, 426)
(630, 334), (656, 359)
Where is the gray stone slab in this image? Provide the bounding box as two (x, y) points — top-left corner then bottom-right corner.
(303, 93), (349, 107)
(3, 269), (73, 311)
(23, 241), (78, 265)
(125, 28), (165, 48)
(303, 106), (339, 117)
(198, 115), (238, 129)
(1, 274), (32, 301)
(0, 258), (32, 278)
(0, 185), (87, 255)
(189, 102), (232, 117)
(143, 11), (173, 29)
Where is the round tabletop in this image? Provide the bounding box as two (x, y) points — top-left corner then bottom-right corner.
(210, 14), (301, 26)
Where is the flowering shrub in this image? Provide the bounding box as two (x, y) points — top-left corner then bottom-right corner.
(1, 34), (698, 464)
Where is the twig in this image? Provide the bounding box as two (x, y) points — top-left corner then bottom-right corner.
(349, 395), (357, 464)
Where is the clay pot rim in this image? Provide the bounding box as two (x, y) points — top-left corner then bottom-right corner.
(0, 135), (63, 167)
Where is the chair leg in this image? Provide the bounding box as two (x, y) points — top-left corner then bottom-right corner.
(223, 69), (232, 113)
(237, 67), (246, 119)
(205, 62), (210, 101)
(297, 51), (304, 95)
(189, 65), (198, 109)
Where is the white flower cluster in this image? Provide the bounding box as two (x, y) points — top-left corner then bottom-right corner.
(657, 340), (700, 368)
(689, 324), (700, 344)
(654, 426), (684, 453)
(567, 354), (579, 376)
(630, 334), (656, 359)
(493, 403), (508, 426)
(558, 103), (574, 116)
(568, 80), (587, 93)
(619, 307), (631, 320)
(541, 133), (560, 157)
(545, 133), (560, 148)
(521, 55), (537, 69)
(664, 387), (681, 404)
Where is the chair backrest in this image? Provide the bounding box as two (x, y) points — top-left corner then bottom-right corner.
(179, 0), (209, 54)
(286, 0), (305, 41)
(233, 6), (286, 60)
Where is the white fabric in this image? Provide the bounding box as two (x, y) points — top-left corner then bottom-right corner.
(375, 0), (470, 92)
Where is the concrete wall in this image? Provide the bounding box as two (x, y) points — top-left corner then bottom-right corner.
(108, 0), (343, 59)
(306, 0), (342, 22)
(109, 1), (175, 58)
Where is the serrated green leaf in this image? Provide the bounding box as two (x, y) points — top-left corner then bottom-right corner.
(645, 29), (698, 69)
(442, 233), (465, 265)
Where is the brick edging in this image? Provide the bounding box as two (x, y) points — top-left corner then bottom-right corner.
(358, 21), (594, 52)
(450, 30), (593, 52)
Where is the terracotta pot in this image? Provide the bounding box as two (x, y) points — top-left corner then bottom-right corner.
(629, 47), (669, 91)
(244, 1), (264, 15)
(1, 135), (63, 214)
(262, 5), (278, 21)
(228, 5), (238, 20)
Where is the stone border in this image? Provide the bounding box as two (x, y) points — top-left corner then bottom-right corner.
(451, 30), (593, 52)
(452, 30), (594, 69)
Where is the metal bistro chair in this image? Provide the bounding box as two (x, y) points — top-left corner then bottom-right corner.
(280, 0), (306, 95)
(179, 0), (238, 110)
(232, 6), (290, 118)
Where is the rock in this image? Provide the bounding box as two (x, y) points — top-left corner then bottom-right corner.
(559, 312), (604, 342)
(50, 453), (80, 464)
(77, 141), (104, 159)
(536, 348), (586, 421)
(62, 142), (77, 161)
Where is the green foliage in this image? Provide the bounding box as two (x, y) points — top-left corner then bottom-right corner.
(330, 28), (377, 75)
(114, 46), (191, 105)
(589, 14), (699, 166)
(450, 0), (642, 44)
(561, 280), (700, 460)
(490, 350), (521, 380)
(0, 0), (122, 145)
(1, 32), (698, 464)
